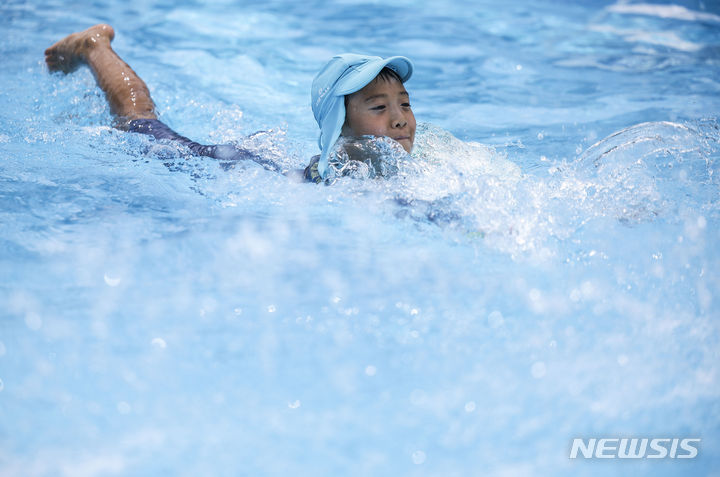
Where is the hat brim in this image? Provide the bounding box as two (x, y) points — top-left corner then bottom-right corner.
(335, 56), (413, 96)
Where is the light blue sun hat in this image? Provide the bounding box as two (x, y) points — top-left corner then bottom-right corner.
(311, 54), (413, 179)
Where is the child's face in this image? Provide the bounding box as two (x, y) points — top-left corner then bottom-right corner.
(342, 76), (416, 153)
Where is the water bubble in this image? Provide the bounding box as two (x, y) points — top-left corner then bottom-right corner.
(103, 273), (121, 287)
(122, 370), (138, 385)
(528, 289), (542, 302)
(288, 400), (301, 409)
(464, 401), (476, 412)
(531, 361), (547, 379)
(267, 305), (276, 313)
(0, 378), (4, 392)
(537, 132), (544, 140)
(234, 308), (243, 315)
(488, 310), (504, 328)
(569, 289), (581, 302)
(365, 365), (377, 376)
(412, 450), (427, 465)
(117, 401), (131, 414)
(581, 281), (595, 298)
(151, 338), (167, 349)
(25, 312), (42, 331)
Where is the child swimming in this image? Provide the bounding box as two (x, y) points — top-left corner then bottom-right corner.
(44, 24), (415, 182)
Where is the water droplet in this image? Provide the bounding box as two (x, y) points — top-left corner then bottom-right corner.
(151, 338), (167, 349)
(464, 401), (476, 412)
(537, 132), (544, 140)
(25, 312), (42, 331)
(412, 450), (426, 464)
(531, 361), (547, 379)
(528, 289), (541, 302)
(267, 305), (276, 313)
(288, 400), (301, 409)
(0, 378), (4, 392)
(234, 308), (243, 315)
(0, 341), (6, 356)
(103, 273), (121, 287)
(365, 365), (377, 376)
(117, 401), (131, 414)
(617, 355), (629, 366)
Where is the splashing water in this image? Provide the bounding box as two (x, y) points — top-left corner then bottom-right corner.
(311, 120), (718, 259)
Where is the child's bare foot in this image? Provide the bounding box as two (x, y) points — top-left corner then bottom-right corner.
(45, 24), (115, 73)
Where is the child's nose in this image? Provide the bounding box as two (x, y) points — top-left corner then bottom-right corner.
(390, 108), (407, 128)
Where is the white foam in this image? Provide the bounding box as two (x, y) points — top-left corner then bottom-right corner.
(608, 3), (720, 23)
(589, 24), (703, 52)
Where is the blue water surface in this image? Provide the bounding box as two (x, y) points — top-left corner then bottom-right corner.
(1, 0), (719, 476)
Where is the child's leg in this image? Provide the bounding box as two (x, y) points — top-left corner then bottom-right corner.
(45, 24), (157, 122)
(45, 25), (283, 173)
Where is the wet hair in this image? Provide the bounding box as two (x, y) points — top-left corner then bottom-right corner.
(376, 66), (403, 83)
(344, 67), (403, 107)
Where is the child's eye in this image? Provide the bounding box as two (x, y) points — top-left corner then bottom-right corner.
(402, 103), (412, 108)
(370, 105), (386, 111)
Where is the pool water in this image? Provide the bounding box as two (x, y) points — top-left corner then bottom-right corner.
(1, 1), (719, 476)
